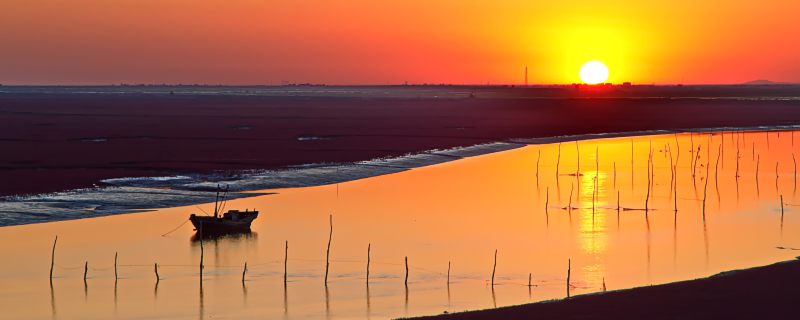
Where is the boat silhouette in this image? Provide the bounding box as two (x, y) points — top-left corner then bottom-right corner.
(190, 186), (259, 234)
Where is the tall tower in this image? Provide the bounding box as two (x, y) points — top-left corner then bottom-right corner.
(524, 65), (528, 87)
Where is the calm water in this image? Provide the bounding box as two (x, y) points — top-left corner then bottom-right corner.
(1, 130), (799, 319)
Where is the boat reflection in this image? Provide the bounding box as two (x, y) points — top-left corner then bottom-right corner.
(190, 230), (258, 243)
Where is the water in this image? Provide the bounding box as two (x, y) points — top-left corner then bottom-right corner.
(0, 130), (799, 319)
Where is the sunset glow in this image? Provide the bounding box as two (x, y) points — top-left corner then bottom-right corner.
(1, 1), (799, 85)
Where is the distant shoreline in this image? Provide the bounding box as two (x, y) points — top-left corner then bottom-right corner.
(408, 257), (800, 320)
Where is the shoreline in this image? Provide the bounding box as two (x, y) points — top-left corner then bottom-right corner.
(408, 257), (800, 320)
(2, 124), (800, 227)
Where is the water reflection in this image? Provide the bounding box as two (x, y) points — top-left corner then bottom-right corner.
(3, 129), (800, 319)
(190, 230), (257, 243)
(49, 281), (56, 319)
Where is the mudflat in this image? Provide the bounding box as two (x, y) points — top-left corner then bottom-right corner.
(3, 86), (800, 196)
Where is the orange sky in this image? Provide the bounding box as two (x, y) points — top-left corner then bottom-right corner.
(1, 0), (799, 85)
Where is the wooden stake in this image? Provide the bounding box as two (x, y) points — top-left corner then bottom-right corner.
(366, 243), (371, 285)
(83, 261), (88, 281)
(646, 147), (652, 211)
(781, 195), (785, 219)
(715, 145), (721, 187)
(49, 236), (57, 281)
(491, 250), (497, 287)
(284, 240), (288, 285)
(536, 149), (541, 178)
(566, 259), (571, 298)
(154, 263), (160, 282)
(703, 159), (710, 215)
(757, 154), (761, 178)
(603, 277), (607, 292)
(114, 252), (118, 280)
(674, 165), (678, 212)
(528, 273), (532, 287)
(325, 215), (333, 286)
(556, 143), (561, 177)
(404, 256), (409, 287)
(199, 223), (204, 279)
(242, 262), (248, 282)
(545, 187), (549, 213)
(576, 141), (580, 174)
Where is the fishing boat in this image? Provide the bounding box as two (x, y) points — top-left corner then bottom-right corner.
(190, 187), (259, 234)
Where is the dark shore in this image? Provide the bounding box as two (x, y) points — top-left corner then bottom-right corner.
(3, 85), (800, 197)
(410, 258), (800, 320)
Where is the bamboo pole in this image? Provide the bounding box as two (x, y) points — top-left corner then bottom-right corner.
(491, 250), (497, 287)
(366, 243), (371, 285)
(49, 236), (57, 281)
(325, 215), (333, 286)
(404, 256), (409, 287)
(114, 252), (118, 280)
(284, 240), (288, 285)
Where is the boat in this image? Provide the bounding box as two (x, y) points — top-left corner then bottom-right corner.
(190, 187), (259, 234)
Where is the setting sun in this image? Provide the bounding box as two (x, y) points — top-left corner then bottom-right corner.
(579, 61), (609, 84)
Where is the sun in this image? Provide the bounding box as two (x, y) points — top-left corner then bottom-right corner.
(579, 61), (609, 85)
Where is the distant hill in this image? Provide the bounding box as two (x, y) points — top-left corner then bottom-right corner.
(743, 79), (785, 85)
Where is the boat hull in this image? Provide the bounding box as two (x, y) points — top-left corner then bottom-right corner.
(190, 213), (258, 233)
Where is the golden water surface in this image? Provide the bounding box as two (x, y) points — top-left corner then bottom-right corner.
(1, 130), (799, 319)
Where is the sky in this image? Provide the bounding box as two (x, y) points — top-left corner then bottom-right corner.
(1, 0), (799, 85)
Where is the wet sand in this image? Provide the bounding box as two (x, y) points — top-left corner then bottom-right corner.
(3, 86), (800, 197)
(411, 258), (800, 320)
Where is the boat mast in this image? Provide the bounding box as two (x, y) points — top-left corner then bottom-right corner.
(213, 187), (220, 218)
